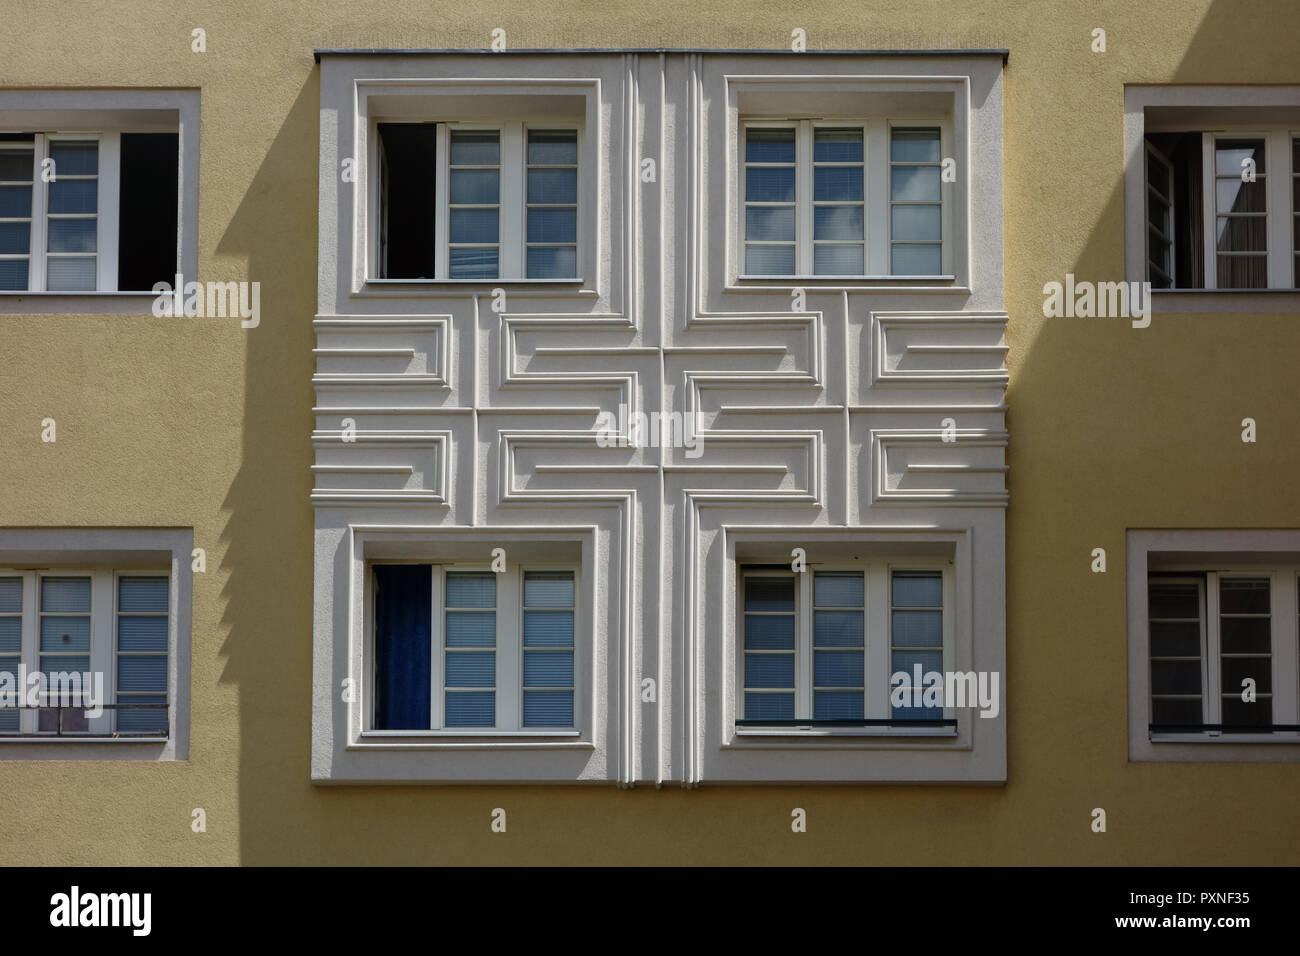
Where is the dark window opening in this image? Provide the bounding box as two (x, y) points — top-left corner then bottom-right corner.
(377, 123), (437, 279)
(117, 132), (178, 292)
(1145, 132), (1204, 289)
(373, 564), (432, 730)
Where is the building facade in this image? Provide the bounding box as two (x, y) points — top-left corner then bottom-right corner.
(0, 0), (1297, 864)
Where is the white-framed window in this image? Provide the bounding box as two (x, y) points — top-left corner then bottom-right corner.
(374, 120), (580, 281)
(1142, 126), (1299, 289)
(738, 562), (952, 726)
(0, 569), (170, 738)
(1147, 570), (1300, 735)
(370, 562), (578, 733)
(0, 130), (180, 293)
(739, 118), (949, 279)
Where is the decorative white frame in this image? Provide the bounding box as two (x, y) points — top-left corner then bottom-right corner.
(1127, 529), (1300, 762)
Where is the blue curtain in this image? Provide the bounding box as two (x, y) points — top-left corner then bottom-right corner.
(374, 565), (431, 730)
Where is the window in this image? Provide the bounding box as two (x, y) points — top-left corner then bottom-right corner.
(376, 122), (579, 281)
(740, 120), (946, 279)
(1147, 572), (1297, 734)
(0, 131), (178, 293)
(0, 570), (169, 737)
(738, 564), (949, 726)
(372, 563), (577, 732)
(1142, 127), (1298, 289)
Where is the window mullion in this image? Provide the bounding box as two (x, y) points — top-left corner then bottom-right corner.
(18, 572), (37, 734)
(1205, 573), (1221, 725)
(501, 122), (524, 279)
(30, 135), (48, 293)
(797, 122), (813, 276)
(1200, 133), (1217, 291)
(89, 571), (112, 734)
(498, 567), (521, 730)
(865, 118), (889, 276)
(434, 123), (449, 280)
(1273, 572), (1299, 726)
(97, 132), (119, 293)
(865, 563), (889, 718)
(429, 566), (444, 730)
(797, 569), (812, 718)
(1265, 130), (1290, 289)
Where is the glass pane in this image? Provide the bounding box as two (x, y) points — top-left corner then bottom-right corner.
(0, 258), (27, 291)
(1216, 179), (1266, 214)
(1149, 581), (1199, 618)
(116, 695), (166, 733)
(47, 217), (96, 253)
(40, 616), (90, 655)
(117, 616), (167, 652)
(745, 653), (794, 689)
(891, 129), (941, 163)
(0, 619), (20, 654)
(1220, 617), (1270, 654)
(118, 655), (167, 692)
(526, 246), (576, 279)
(42, 577), (90, 612)
(1215, 215), (1266, 252)
(527, 129), (577, 165)
(814, 572), (863, 607)
(119, 577), (168, 612)
(445, 691), (494, 727)
(892, 609), (942, 647)
(523, 690), (573, 726)
(891, 165), (940, 202)
(745, 128), (795, 163)
(446, 573), (495, 607)
(1220, 578), (1269, 614)
(46, 256), (96, 291)
(813, 205), (863, 240)
(523, 650), (573, 685)
(49, 141), (98, 176)
(0, 222), (29, 255)
(449, 131), (499, 165)
(47, 178), (97, 214)
(814, 690), (863, 720)
(813, 243), (863, 275)
(524, 571), (574, 607)
(1214, 139), (1264, 177)
(1216, 254), (1267, 289)
(39, 654), (89, 678)
(745, 244), (794, 275)
(1149, 621), (1200, 657)
(527, 208), (576, 244)
(522, 609), (573, 646)
(449, 168), (498, 205)
(1146, 151), (1170, 197)
(747, 205), (795, 241)
(894, 572), (942, 607)
(745, 691), (794, 720)
(892, 243), (942, 275)
(745, 165), (795, 203)
(813, 128), (863, 163)
(445, 651), (495, 687)
(1221, 656), (1270, 693)
(1152, 697), (1202, 726)
(744, 614), (795, 650)
(0, 577), (20, 613)
(813, 610), (864, 647)
(526, 167), (577, 204)
(448, 247), (498, 279)
(0, 184), (32, 217)
(449, 207), (498, 243)
(744, 576), (794, 611)
(444, 611), (495, 647)
(891, 204), (941, 241)
(892, 649), (942, 676)
(814, 649), (863, 686)
(814, 166), (863, 202)
(1220, 694), (1271, 726)
(0, 149), (33, 181)
(1151, 659), (1202, 695)
(0, 658), (17, 731)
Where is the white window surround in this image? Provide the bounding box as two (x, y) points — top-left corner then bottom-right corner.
(315, 524), (611, 784)
(364, 561), (581, 735)
(0, 90), (199, 313)
(737, 117), (955, 280)
(352, 78), (601, 292)
(0, 527), (191, 761)
(736, 558), (956, 731)
(724, 74), (975, 291)
(1124, 84), (1300, 312)
(1127, 529), (1300, 762)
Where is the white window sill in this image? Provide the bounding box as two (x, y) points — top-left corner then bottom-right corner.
(1151, 733), (1300, 744)
(361, 278), (584, 286)
(359, 728), (581, 738)
(732, 726), (958, 739)
(1148, 288), (1300, 313)
(0, 736), (168, 744)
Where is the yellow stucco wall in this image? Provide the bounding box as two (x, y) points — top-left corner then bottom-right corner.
(0, 0), (1296, 864)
